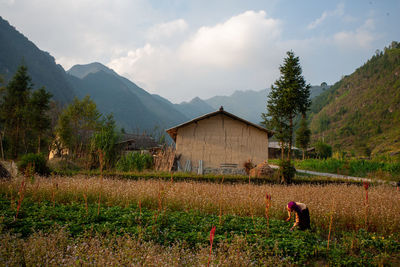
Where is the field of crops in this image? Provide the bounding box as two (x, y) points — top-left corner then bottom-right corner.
(1, 175), (400, 265)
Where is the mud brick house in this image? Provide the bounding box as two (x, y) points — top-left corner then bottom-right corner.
(166, 107), (273, 174)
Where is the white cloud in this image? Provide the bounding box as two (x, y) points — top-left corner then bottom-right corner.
(308, 11), (329, 30)
(333, 19), (376, 49)
(307, 3), (345, 29)
(146, 19), (188, 42)
(108, 11), (284, 102)
(179, 11), (281, 68)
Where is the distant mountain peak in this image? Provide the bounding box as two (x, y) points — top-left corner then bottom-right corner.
(190, 97), (203, 103)
(67, 62), (118, 79)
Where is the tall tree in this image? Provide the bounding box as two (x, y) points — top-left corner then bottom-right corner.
(263, 51), (310, 182)
(296, 117), (311, 160)
(0, 65), (32, 158)
(0, 75), (5, 159)
(0, 66), (53, 158)
(56, 96), (102, 158)
(29, 87), (52, 153)
(90, 114), (119, 169)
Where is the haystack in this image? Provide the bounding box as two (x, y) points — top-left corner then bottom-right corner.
(249, 160), (275, 178)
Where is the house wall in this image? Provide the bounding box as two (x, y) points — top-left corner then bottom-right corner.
(175, 114), (269, 172)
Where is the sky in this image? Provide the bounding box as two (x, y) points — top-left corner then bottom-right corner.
(1, 0), (399, 103)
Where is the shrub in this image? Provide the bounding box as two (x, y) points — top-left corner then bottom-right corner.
(315, 141), (332, 159)
(279, 160), (296, 183)
(116, 152), (153, 172)
(18, 153), (50, 176)
(89, 115), (119, 169)
(48, 158), (81, 172)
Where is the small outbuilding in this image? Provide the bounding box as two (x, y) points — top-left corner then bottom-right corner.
(268, 141), (302, 159)
(166, 107), (273, 174)
(117, 133), (160, 154)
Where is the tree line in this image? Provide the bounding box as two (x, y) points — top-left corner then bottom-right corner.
(0, 65), (118, 169)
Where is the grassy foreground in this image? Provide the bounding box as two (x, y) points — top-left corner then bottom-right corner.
(1, 197), (399, 266)
(2, 176), (398, 233)
(1, 175), (400, 265)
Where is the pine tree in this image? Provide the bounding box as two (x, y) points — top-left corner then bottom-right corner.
(0, 65), (32, 158)
(29, 87), (52, 153)
(0, 66), (53, 158)
(0, 76), (5, 159)
(263, 51), (311, 183)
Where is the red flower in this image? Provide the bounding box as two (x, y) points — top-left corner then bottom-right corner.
(209, 226), (216, 245)
(363, 181), (369, 190)
(208, 226), (216, 267)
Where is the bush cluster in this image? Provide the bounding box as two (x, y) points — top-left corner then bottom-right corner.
(279, 160), (296, 183)
(295, 158), (400, 178)
(116, 152), (153, 172)
(17, 153), (50, 176)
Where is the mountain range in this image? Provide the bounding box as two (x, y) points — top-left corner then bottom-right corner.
(67, 62), (188, 131)
(0, 16), (327, 133)
(2, 16), (399, 155)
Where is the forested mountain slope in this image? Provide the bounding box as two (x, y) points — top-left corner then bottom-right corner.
(0, 16), (75, 103)
(309, 42), (400, 155)
(67, 63), (188, 131)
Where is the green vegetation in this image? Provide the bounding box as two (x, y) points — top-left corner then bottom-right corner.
(2, 174), (399, 265)
(116, 152), (154, 172)
(47, 158), (81, 173)
(89, 114), (119, 169)
(296, 117), (311, 159)
(309, 41), (400, 155)
(278, 159), (296, 182)
(56, 96), (102, 159)
(315, 141), (333, 159)
(17, 153), (50, 176)
(1, 195), (399, 265)
(263, 51), (311, 183)
(271, 158), (400, 180)
(0, 65), (52, 159)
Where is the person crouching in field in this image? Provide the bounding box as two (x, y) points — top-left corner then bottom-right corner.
(286, 201), (310, 231)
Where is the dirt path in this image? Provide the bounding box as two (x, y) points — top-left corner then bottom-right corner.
(269, 164), (397, 186)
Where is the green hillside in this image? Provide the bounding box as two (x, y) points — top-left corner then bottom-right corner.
(67, 63), (188, 131)
(309, 42), (400, 156)
(0, 16), (75, 103)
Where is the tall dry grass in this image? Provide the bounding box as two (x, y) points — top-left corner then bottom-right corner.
(1, 175), (399, 234)
(1, 228), (278, 266)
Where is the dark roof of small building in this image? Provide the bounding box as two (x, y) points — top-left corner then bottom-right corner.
(268, 141), (300, 150)
(166, 106), (273, 142)
(117, 134), (159, 150)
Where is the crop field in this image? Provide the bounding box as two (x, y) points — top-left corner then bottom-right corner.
(1, 175), (400, 265)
